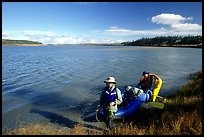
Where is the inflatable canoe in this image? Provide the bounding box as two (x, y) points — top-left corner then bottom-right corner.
(98, 88), (152, 119)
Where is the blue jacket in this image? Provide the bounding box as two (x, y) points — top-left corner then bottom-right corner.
(100, 85), (123, 112)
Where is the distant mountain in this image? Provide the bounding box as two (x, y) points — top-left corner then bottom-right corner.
(2, 39), (42, 45)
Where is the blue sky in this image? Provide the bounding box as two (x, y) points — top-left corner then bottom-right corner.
(2, 2), (202, 44)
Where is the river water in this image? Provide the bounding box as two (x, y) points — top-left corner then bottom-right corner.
(2, 45), (202, 130)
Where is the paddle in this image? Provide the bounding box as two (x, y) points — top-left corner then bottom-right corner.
(156, 95), (167, 103)
(140, 101), (164, 109)
(146, 101), (164, 109)
(140, 95), (166, 109)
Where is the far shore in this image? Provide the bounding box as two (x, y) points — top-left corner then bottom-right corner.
(2, 44), (47, 46)
(2, 43), (202, 48)
(137, 44), (202, 48)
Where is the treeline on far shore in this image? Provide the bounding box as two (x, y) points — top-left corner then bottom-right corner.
(121, 35), (202, 47)
(2, 35), (202, 47)
(2, 39), (42, 45)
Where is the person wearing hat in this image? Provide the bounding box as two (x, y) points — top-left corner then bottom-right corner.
(99, 76), (123, 129)
(136, 71), (162, 102)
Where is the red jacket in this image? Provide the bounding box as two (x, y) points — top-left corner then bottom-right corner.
(137, 75), (154, 91)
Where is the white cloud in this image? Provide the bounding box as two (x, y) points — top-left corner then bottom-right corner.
(2, 30), (28, 40)
(151, 13), (202, 36)
(52, 36), (124, 44)
(87, 38), (124, 44)
(2, 30), (123, 44)
(151, 13), (192, 25)
(171, 23), (202, 31)
(105, 27), (135, 36)
(103, 13), (202, 37)
(90, 30), (101, 33)
(2, 32), (9, 38)
(105, 27), (168, 36)
(110, 26), (119, 29)
(186, 17), (193, 20)
(23, 30), (58, 37)
(104, 25), (202, 37)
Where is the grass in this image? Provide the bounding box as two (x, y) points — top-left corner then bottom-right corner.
(3, 122), (103, 135)
(3, 70), (202, 135)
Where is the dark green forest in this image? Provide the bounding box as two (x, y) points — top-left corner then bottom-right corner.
(2, 39), (42, 44)
(121, 35), (202, 47)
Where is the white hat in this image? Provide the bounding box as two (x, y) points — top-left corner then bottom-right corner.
(104, 77), (116, 83)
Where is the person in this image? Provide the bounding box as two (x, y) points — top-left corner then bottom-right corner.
(124, 85), (144, 101)
(136, 71), (162, 102)
(99, 76), (123, 129)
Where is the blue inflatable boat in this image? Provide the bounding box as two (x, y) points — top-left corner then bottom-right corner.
(98, 89), (153, 119)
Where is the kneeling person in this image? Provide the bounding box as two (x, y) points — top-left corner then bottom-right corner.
(124, 86), (144, 101)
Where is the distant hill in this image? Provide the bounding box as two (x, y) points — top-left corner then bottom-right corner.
(2, 39), (42, 45)
(121, 35), (202, 47)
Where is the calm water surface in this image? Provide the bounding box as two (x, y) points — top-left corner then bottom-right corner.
(2, 45), (202, 130)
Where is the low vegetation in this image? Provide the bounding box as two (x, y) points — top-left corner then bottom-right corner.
(3, 70), (202, 135)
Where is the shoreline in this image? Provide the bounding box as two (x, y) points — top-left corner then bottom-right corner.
(135, 45), (202, 48)
(2, 44), (47, 46)
(2, 44), (201, 48)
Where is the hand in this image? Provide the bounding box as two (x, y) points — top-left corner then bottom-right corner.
(110, 102), (115, 106)
(96, 105), (101, 111)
